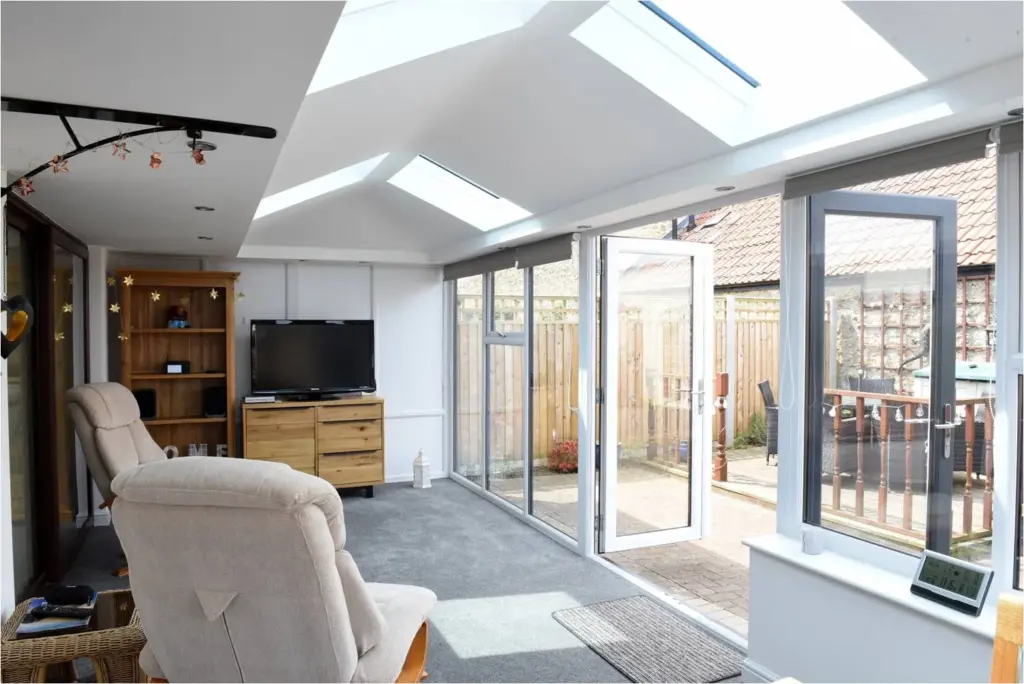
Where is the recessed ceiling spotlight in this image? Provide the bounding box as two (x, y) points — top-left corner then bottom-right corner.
(715, 185), (736, 192)
(1009, 107), (1023, 117)
(195, 206), (215, 212)
(197, 236), (214, 241)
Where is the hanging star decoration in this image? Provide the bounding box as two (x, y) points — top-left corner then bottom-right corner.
(16, 177), (34, 197)
(118, 333), (128, 342)
(149, 152), (162, 170)
(150, 291), (161, 302)
(237, 291), (245, 301)
(111, 139), (131, 161)
(209, 288), (219, 300)
(123, 275), (134, 287)
(49, 155), (70, 175)
(62, 303), (73, 314)
(54, 332), (65, 342)
(109, 303), (121, 314)
(107, 275), (116, 287)
(192, 148), (206, 166)
(180, 295), (191, 306)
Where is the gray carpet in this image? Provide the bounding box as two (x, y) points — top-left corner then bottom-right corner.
(553, 596), (744, 683)
(63, 480), (742, 683)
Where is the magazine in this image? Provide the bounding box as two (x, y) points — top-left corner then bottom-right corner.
(16, 591), (98, 637)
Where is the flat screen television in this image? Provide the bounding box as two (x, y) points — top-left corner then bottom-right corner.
(250, 320), (375, 397)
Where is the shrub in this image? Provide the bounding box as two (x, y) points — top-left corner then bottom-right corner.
(733, 412), (768, 448)
(547, 439), (579, 473)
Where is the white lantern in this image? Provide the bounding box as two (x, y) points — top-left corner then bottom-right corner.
(413, 448), (431, 489)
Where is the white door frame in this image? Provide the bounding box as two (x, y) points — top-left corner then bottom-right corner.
(599, 237), (715, 553)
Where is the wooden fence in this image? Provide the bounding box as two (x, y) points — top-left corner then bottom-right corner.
(454, 295), (781, 465)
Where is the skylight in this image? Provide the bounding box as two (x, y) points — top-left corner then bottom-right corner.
(639, 1), (759, 88)
(573, 0), (926, 147)
(307, 1), (546, 95)
(387, 156), (531, 231)
(254, 154), (387, 220)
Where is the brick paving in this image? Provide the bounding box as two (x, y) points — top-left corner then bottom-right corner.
(485, 448), (774, 637)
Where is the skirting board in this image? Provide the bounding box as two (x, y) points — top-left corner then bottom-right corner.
(742, 658), (780, 683)
(385, 474), (446, 485)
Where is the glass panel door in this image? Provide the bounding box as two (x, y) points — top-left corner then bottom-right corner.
(806, 191), (957, 554)
(599, 238), (714, 552)
(6, 225), (37, 597)
(53, 245), (89, 555)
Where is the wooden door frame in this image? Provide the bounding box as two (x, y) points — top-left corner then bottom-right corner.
(5, 196), (92, 585)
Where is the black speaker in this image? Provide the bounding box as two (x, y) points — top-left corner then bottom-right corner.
(203, 386), (227, 418)
(133, 389), (157, 420)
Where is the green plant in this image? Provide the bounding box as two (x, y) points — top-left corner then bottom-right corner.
(547, 439), (579, 473)
(733, 412), (768, 448)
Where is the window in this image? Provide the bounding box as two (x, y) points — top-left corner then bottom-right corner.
(639, 1), (759, 88)
(804, 158), (1000, 563)
(572, 0), (925, 146)
(307, 0), (543, 94)
(454, 276), (484, 484)
(254, 154), (387, 219)
(388, 156), (530, 231)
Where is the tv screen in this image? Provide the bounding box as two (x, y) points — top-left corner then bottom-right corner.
(250, 320), (375, 395)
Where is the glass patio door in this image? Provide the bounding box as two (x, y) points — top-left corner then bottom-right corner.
(598, 238), (714, 552)
(805, 190), (958, 553)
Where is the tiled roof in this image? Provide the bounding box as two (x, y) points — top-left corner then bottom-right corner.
(672, 156), (997, 287)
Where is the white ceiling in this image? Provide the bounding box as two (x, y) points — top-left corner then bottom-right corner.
(1, 1), (342, 255)
(2, 1), (1021, 264)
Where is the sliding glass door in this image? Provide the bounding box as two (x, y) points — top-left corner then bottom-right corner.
(6, 225), (38, 598)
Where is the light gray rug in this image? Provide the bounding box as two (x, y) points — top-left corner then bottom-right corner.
(553, 595), (744, 683)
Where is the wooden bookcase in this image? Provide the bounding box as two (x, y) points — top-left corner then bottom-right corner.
(117, 269), (238, 457)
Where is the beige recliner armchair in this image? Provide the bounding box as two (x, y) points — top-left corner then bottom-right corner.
(110, 456), (437, 683)
(67, 382), (168, 576)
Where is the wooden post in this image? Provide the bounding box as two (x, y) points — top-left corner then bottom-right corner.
(855, 397), (865, 517)
(832, 394), (842, 510)
(984, 402), (994, 530)
(878, 399), (889, 525)
(714, 372), (728, 482)
(903, 402), (914, 531)
(963, 403), (975, 534)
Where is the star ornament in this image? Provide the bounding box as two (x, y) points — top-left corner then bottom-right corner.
(149, 152), (162, 170)
(209, 288), (219, 300)
(49, 155), (69, 174)
(123, 275), (134, 287)
(150, 291), (161, 302)
(118, 333), (129, 342)
(54, 332), (65, 342)
(16, 177), (34, 197)
(192, 148), (206, 166)
(62, 303), (73, 314)
(107, 275), (116, 287)
(112, 140), (131, 161)
(109, 303), (121, 314)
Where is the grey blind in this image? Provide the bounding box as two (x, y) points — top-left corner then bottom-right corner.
(443, 233), (578, 281)
(999, 122), (1023, 154)
(782, 129), (992, 199)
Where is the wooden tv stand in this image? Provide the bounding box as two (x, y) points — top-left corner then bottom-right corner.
(241, 396), (384, 496)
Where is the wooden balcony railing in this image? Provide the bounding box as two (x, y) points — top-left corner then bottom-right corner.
(823, 389), (994, 545)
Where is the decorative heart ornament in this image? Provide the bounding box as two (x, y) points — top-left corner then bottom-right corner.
(1, 295), (34, 359)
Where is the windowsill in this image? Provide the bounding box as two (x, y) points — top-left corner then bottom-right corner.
(744, 533), (997, 640)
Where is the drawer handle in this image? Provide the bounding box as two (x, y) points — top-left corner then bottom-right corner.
(258, 407), (311, 413)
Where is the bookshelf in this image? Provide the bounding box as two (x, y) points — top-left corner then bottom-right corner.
(117, 269), (238, 457)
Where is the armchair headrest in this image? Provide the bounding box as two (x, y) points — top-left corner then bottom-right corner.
(67, 382), (140, 429)
(112, 457), (347, 548)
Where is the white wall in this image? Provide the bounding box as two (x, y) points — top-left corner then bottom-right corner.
(104, 254), (447, 483)
(745, 548), (992, 683)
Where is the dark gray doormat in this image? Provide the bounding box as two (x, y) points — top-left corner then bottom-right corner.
(553, 595), (743, 683)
